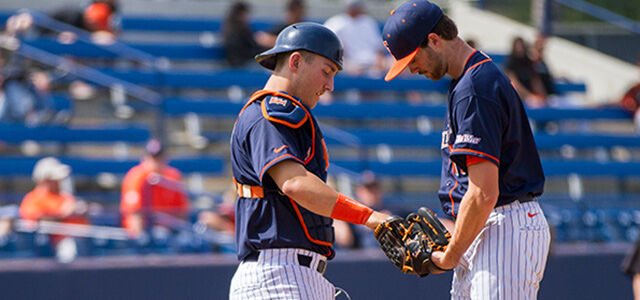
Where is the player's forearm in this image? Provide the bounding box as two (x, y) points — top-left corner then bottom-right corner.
(447, 187), (497, 261)
(271, 160), (384, 226)
(280, 172), (340, 217)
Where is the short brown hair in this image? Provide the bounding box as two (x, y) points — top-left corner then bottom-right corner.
(274, 50), (315, 72)
(420, 14), (458, 47)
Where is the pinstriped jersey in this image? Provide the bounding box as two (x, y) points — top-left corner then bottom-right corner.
(438, 51), (545, 219)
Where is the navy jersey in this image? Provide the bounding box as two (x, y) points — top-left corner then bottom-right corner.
(438, 51), (545, 218)
(230, 90), (334, 261)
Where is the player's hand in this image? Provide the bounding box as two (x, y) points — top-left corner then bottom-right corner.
(364, 211), (390, 231)
(431, 248), (461, 270)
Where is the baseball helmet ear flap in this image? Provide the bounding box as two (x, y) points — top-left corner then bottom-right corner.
(255, 22), (344, 70)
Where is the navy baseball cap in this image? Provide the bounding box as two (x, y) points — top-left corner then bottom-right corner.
(382, 0), (443, 81)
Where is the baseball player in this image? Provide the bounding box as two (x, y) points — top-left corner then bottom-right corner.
(228, 22), (389, 299)
(382, 1), (551, 299)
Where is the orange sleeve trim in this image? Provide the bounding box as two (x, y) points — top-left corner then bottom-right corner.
(288, 197), (333, 248)
(450, 148), (499, 165)
(464, 58), (492, 75)
(466, 155), (488, 167)
(330, 194), (373, 225)
(259, 154), (305, 182)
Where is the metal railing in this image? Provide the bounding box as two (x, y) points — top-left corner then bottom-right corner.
(553, 0), (640, 35)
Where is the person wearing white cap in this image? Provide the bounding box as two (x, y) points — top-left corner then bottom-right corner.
(20, 157), (76, 221)
(324, 0), (386, 76)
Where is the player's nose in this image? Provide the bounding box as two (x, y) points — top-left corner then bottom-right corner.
(325, 76), (334, 92)
(409, 64), (419, 74)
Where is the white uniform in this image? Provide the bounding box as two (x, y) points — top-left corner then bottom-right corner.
(229, 248), (335, 300)
(451, 201), (551, 299)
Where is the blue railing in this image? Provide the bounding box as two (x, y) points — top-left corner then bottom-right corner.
(553, 0), (640, 35)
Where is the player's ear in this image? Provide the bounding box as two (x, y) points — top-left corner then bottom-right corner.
(289, 52), (303, 72)
(427, 33), (440, 49)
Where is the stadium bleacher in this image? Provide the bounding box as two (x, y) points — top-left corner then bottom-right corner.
(0, 9), (638, 263)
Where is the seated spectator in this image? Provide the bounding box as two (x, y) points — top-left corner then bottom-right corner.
(20, 157), (87, 259)
(1, 25), (61, 126)
(530, 33), (557, 97)
(620, 55), (640, 130)
(324, 0), (386, 77)
(222, 2), (265, 68)
(120, 139), (190, 237)
(504, 37), (547, 108)
(20, 157), (76, 222)
(255, 0), (306, 48)
(197, 184), (236, 236)
(334, 171), (390, 249)
(41, 0), (120, 44)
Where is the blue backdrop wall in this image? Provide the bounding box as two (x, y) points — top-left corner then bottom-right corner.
(0, 252), (629, 299)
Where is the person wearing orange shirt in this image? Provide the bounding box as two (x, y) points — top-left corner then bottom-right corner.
(20, 157), (88, 260)
(20, 157), (76, 222)
(120, 139), (190, 237)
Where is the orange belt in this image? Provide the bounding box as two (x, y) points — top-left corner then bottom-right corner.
(233, 178), (264, 198)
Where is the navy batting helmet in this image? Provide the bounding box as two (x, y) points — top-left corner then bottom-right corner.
(255, 22), (344, 70)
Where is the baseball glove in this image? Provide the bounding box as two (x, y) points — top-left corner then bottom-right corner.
(374, 207), (452, 277)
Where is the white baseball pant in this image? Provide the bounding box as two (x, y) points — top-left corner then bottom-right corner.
(229, 248), (334, 300)
(451, 200), (551, 300)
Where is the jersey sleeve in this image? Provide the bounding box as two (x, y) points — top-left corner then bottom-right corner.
(248, 118), (306, 183)
(450, 96), (504, 170)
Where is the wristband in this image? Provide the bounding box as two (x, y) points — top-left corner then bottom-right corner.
(330, 193), (374, 225)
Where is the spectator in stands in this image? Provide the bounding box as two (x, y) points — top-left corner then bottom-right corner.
(20, 157), (76, 223)
(334, 171), (391, 249)
(197, 183), (235, 236)
(44, 0), (120, 44)
(324, 0), (386, 77)
(20, 157), (88, 259)
(530, 33), (557, 97)
(255, 0), (306, 49)
(505, 36), (548, 108)
(120, 139), (190, 237)
(222, 2), (265, 68)
(48, 1), (119, 31)
(620, 55), (640, 130)
(0, 45), (61, 126)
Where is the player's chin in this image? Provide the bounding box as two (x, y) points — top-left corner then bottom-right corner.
(427, 73), (445, 81)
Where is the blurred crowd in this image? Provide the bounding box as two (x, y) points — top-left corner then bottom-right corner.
(0, 0), (639, 262)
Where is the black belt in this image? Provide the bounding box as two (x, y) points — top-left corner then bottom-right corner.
(244, 251), (327, 275)
(516, 195), (536, 203)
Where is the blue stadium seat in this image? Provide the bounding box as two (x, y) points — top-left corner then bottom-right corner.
(0, 156), (225, 177)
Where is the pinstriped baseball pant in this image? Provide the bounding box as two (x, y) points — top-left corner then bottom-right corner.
(229, 248), (335, 300)
(451, 201), (551, 300)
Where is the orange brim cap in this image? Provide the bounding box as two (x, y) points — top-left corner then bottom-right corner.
(384, 47), (419, 81)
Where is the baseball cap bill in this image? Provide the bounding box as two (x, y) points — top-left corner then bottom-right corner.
(382, 0), (443, 81)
